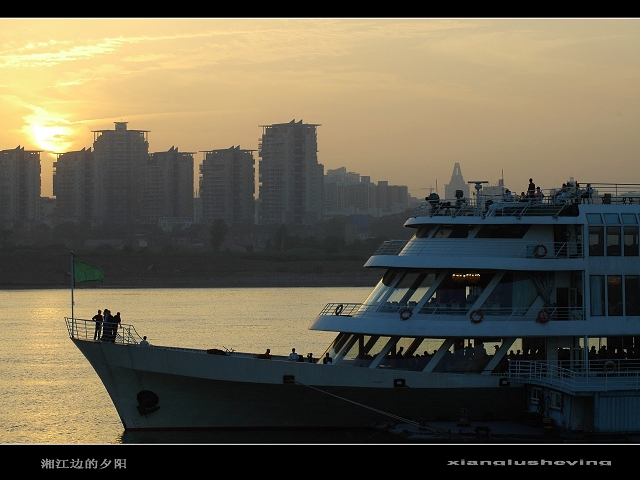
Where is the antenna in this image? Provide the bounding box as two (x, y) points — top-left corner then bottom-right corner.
(467, 181), (489, 201)
(467, 180), (489, 191)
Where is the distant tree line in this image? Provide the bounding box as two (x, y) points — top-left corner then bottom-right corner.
(0, 210), (415, 258)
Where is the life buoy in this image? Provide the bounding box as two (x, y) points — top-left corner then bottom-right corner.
(604, 360), (616, 372)
(399, 308), (413, 320)
(334, 304), (344, 315)
(469, 309), (483, 324)
(537, 308), (551, 323)
(534, 244), (548, 258)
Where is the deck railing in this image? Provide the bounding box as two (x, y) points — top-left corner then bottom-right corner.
(507, 359), (640, 393)
(65, 317), (143, 345)
(65, 317), (319, 360)
(412, 183), (640, 219)
(372, 239), (583, 259)
(320, 303), (585, 322)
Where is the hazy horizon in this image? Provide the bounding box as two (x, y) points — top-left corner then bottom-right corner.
(2, 18), (640, 198)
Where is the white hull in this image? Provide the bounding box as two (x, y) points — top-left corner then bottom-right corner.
(74, 340), (523, 430)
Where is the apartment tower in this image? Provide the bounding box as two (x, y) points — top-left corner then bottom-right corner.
(92, 122), (149, 225)
(0, 146), (42, 228)
(199, 146), (255, 226)
(52, 148), (93, 224)
(258, 120), (323, 225)
(141, 147), (195, 226)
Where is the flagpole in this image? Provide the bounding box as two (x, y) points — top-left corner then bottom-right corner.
(71, 251), (75, 337)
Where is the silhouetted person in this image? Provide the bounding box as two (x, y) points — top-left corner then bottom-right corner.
(92, 309), (103, 340)
(527, 178), (536, 198)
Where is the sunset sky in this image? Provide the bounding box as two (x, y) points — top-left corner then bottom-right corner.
(2, 18), (640, 198)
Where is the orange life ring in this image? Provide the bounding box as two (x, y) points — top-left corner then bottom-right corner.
(534, 244), (548, 258)
(469, 309), (483, 324)
(604, 360), (616, 372)
(399, 308), (413, 321)
(537, 308), (550, 323)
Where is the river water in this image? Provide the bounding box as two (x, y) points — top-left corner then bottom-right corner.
(1, 286), (405, 445)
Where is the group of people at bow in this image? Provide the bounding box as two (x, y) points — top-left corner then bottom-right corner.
(92, 308), (121, 342)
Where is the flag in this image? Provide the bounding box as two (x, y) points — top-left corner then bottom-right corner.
(73, 261), (104, 283)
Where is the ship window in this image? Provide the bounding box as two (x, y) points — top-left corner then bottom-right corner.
(604, 213), (620, 224)
(359, 335), (386, 359)
(339, 335), (382, 366)
(476, 224), (530, 238)
(606, 227), (621, 256)
(607, 276), (623, 316)
(363, 270), (398, 305)
(414, 226), (434, 238)
(549, 391), (562, 410)
(624, 226), (639, 256)
(386, 272), (423, 305)
(590, 276), (605, 316)
(622, 213), (638, 224)
(406, 272), (437, 305)
(625, 276), (640, 316)
(586, 213), (602, 224)
(588, 226), (604, 256)
(433, 224), (472, 238)
(531, 387), (542, 404)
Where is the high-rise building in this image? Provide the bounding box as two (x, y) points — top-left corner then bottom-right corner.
(444, 163), (470, 200)
(258, 120), (323, 225)
(199, 146), (255, 226)
(376, 181), (409, 214)
(0, 146), (41, 228)
(92, 122), (149, 225)
(53, 148), (93, 224)
(141, 147), (195, 227)
(324, 167), (376, 217)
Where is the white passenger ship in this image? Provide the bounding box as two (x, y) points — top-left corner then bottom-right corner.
(66, 181), (640, 435)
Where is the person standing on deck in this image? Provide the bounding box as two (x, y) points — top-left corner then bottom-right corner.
(92, 309), (103, 340)
(111, 312), (122, 341)
(288, 348), (299, 361)
(527, 178), (536, 198)
(102, 309), (111, 341)
(103, 308), (115, 341)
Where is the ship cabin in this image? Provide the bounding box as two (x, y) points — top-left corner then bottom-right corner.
(311, 182), (640, 433)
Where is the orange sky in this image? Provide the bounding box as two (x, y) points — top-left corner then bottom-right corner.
(2, 18), (640, 198)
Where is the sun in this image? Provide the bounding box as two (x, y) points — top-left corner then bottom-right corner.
(22, 106), (75, 153)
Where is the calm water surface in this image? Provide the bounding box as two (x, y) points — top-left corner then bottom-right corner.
(0, 286), (383, 444)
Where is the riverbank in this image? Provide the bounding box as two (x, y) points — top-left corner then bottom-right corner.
(0, 250), (381, 288)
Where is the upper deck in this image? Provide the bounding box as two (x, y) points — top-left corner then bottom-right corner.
(408, 182), (640, 223)
(365, 183), (640, 270)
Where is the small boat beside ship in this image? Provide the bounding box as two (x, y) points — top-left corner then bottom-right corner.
(66, 180), (640, 436)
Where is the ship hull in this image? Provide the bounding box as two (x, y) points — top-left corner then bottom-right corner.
(73, 340), (524, 430)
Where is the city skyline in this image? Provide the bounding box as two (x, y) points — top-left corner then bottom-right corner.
(2, 18), (640, 198)
(33, 121), (414, 229)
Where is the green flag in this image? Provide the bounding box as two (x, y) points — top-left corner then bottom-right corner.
(73, 261), (104, 283)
